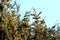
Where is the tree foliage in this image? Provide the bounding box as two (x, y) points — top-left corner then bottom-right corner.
(0, 0), (60, 40)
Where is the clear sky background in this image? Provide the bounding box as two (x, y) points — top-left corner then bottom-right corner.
(19, 0), (60, 28)
(1, 0), (60, 28)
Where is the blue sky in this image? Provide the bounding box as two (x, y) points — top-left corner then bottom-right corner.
(19, 0), (60, 28)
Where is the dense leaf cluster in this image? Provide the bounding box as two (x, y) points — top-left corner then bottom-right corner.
(0, 0), (60, 40)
